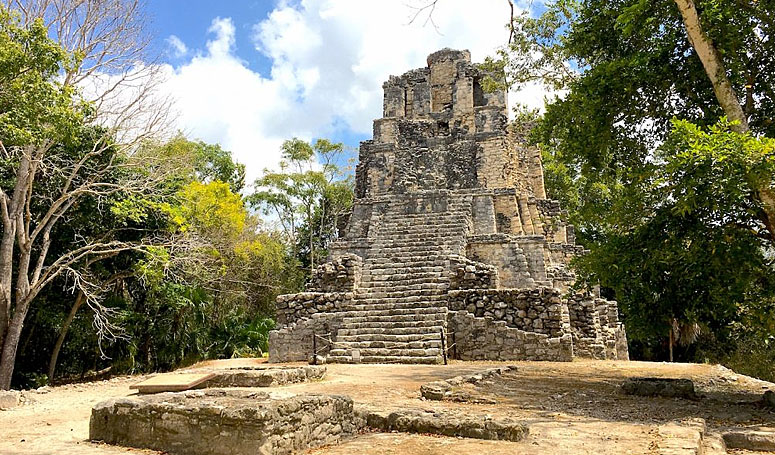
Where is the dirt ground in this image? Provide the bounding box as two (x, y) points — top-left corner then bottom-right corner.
(1, 359), (774, 455)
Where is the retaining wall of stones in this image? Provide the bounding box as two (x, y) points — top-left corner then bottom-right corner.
(90, 390), (358, 455)
(275, 292), (354, 326)
(448, 254), (499, 290)
(447, 287), (571, 337)
(448, 310), (574, 361)
(269, 313), (345, 363)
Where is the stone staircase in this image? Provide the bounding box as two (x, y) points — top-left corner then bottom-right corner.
(326, 194), (470, 364)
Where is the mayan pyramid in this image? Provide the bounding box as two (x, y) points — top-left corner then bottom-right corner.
(269, 49), (628, 364)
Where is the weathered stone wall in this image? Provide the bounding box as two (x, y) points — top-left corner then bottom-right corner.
(90, 391), (359, 455)
(467, 235), (534, 288)
(269, 313), (345, 363)
(448, 287), (570, 337)
(275, 292), (354, 326)
(448, 255), (499, 290)
(566, 295), (605, 359)
(309, 254), (362, 293)
(206, 366), (326, 388)
(448, 311), (573, 361)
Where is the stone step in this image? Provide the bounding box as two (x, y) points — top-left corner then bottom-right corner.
(331, 306), (448, 318)
(361, 265), (446, 274)
(336, 325), (444, 336)
(362, 273), (446, 282)
(332, 339), (443, 350)
(353, 294), (448, 303)
(358, 288), (448, 296)
(367, 256), (450, 265)
(335, 332), (444, 343)
(329, 347), (441, 357)
(347, 304), (446, 313)
(360, 279), (448, 288)
(341, 312), (446, 324)
(354, 288), (443, 297)
(338, 319), (444, 330)
(326, 354), (442, 364)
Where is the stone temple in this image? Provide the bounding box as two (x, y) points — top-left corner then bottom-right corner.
(270, 49), (628, 364)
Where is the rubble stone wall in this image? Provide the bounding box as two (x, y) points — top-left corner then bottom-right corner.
(448, 311), (573, 361)
(309, 255), (362, 293)
(448, 255), (499, 290)
(447, 287), (570, 337)
(269, 313), (345, 363)
(275, 292), (354, 326)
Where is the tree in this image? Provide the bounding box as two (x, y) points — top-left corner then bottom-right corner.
(250, 138), (353, 276)
(0, 0), (173, 389)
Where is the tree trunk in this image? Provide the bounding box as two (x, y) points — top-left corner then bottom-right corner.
(673, 0), (749, 132)
(47, 291), (86, 382)
(669, 328), (674, 363)
(0, 297), (32, 390)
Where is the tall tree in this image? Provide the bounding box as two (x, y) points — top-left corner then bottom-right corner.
(250, 138), (353, 276)
(0, 0), (172, 389)
(492, 0), (775, 359)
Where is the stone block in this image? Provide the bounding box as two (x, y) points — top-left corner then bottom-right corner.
(0, 390), (20, 410)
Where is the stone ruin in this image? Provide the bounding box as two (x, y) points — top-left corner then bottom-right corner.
(269, 48), (628, 364)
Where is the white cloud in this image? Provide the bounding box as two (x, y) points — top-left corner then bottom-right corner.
(159, 1), (553, 184)
(166, 35), (188, 58)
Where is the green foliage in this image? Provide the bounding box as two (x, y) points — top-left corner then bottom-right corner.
(504, 0), (775, 366)
(250, 137), (354, 275)
(573, 120), (775, 359)
(157, 134), (246, 192)
(0, 5), (84, 147)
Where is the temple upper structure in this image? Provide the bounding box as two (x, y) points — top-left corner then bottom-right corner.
(269, 49), (628, 364)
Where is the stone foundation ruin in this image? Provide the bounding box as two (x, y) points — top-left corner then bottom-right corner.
(270, 48), (629, 364)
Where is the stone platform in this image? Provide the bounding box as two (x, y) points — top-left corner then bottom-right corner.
(90, 390), (357, 455)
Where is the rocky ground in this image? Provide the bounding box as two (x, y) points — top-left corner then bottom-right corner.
(1, 359), (774, 454)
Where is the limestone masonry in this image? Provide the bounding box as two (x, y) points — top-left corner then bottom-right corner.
(269, 48), (628, 364)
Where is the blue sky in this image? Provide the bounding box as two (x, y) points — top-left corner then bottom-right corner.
(148, 1), (274, 74)
(134, 1), (546, 183)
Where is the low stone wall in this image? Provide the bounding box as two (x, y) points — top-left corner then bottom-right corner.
(448, 287), (570, 337)
(275, 292), (354, 326)
(309, 254), (362, 293)
(269, 313), (345, 363)
(357, 405), (528, 442)
(90, 390), (359, 455)
(448, 311), (573, 361)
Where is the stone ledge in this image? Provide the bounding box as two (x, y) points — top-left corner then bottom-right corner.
(204, 365), (326, 388)
(420, 366), (517, 402)
(621, 378), (698, 400)
(656, 419), (706, 455)
(723, 428), (775, 452)
(356, 405), (528, 442)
